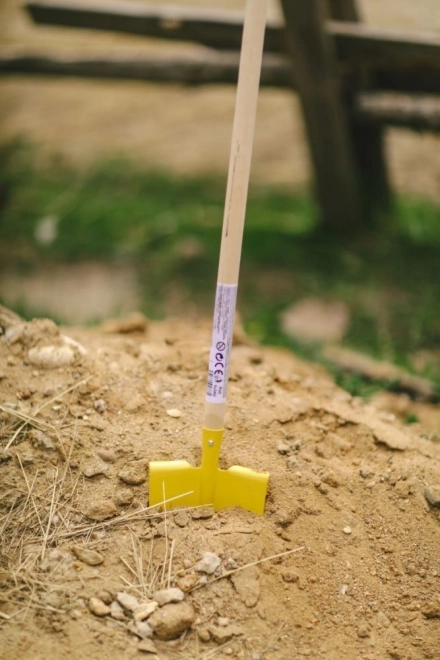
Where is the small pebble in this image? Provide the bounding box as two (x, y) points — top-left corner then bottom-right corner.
(88, 597), (110, 617)
(166, 408), (182, 418)
(84, 500), (118, 521)
(116, 592), (139, 612)
(83, 460), (109, 478)
(198, 628), (211, 642)
(196, 552), (221, 575)
(191, 507), (214, 520)
(424, 486), (440, 508)
(343, 526), (352, 535)
(96, 448), (117, 463)
(134, 620), (154, 639)
(153, 588), (184, 607)
(134, 601), (159, 621)
(110, 600), (126, 621)
(116, 488), (134, 506)
(72, 546), (104, 566)
(177, 573), (198, 592)
(94, 399), (107, 413)
(148, 602), (195, 641)
(277, 442), (291, 455)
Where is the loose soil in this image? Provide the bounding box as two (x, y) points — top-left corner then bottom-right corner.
(1, 310), (439, 660)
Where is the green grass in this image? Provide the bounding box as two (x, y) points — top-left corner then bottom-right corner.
(1, 139), (439, 398)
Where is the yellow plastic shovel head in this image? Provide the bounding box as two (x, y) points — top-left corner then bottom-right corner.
(149, 428), (269, 515)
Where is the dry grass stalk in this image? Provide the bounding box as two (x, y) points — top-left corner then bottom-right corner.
(190, 546), (305, 593)
(119, 528), (177, 599)
(1, 376), (91, 451)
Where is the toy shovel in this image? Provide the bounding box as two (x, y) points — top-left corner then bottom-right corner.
(149, 0), (269, 515)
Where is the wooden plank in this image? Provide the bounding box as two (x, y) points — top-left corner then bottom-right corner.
(25, 0), (280, 53)
(328, 0), (391, 224)
(0, 52), (293, 88)
(280, 0), (363, 231)
(1, 54), (439, 133)
(354, 94), (440, 132)
(26, 0), (440, 70)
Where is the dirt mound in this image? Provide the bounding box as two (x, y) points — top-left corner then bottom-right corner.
(1, 312), (439, 659)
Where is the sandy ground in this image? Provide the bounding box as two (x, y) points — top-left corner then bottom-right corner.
(0, 309), (440, 660)
(0, 0), (439, 198)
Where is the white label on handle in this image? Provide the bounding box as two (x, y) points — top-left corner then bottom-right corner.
(206, 283), (238, 404)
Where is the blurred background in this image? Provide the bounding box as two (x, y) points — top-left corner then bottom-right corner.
(0, 0), (439, 401)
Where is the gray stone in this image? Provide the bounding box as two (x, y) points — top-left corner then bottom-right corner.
(424, 486), (440, 508)
(116, 591), (139, 612)
(134, 620), (154, 639)
(153, 588), (184, 607)
(96, 448), (117, 463)
(134, 601), (159, 621)
(196, 552), (221, 575)
(110, 600), (126, 621)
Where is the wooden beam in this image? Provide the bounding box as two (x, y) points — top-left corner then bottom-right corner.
(354, 94), (440, 132)
(328, 21), (440, 68)
(25, 0), (281, 53)
(0, 52), (293, 88)
(280, 0), (363, 231)
(2, 54), (439, 133)
(327, 0), (391, 224)
(26, 0), (440, 71)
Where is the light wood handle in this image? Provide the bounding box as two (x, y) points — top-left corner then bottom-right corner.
(218, 0), (267, 285)
(204, 0), (267, 431)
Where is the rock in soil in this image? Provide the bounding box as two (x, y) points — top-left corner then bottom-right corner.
(84, 500), (118, 521)
(153, 588), (184, 606)
(116, 592), (139, 612)
(209, 624), (244, 644)
(132, 620), (154, 639)
(110, 600), (126, 621)
(28, 344), (75, 368)
(88, 597), (110, 617)
(177, 573), (198, 592)
(72, 546), (104, 566)
(196, 552), (221, 575)
(148, 602), (195, 640)
(134, 602), (159, 621)
(118, 460), (148, 485)
(82, 460), (109, 478)
(424, 486), (440, 507)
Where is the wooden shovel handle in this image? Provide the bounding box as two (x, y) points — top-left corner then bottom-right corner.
(218, 0), (267, 285)
(204, 0), (267, 431)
